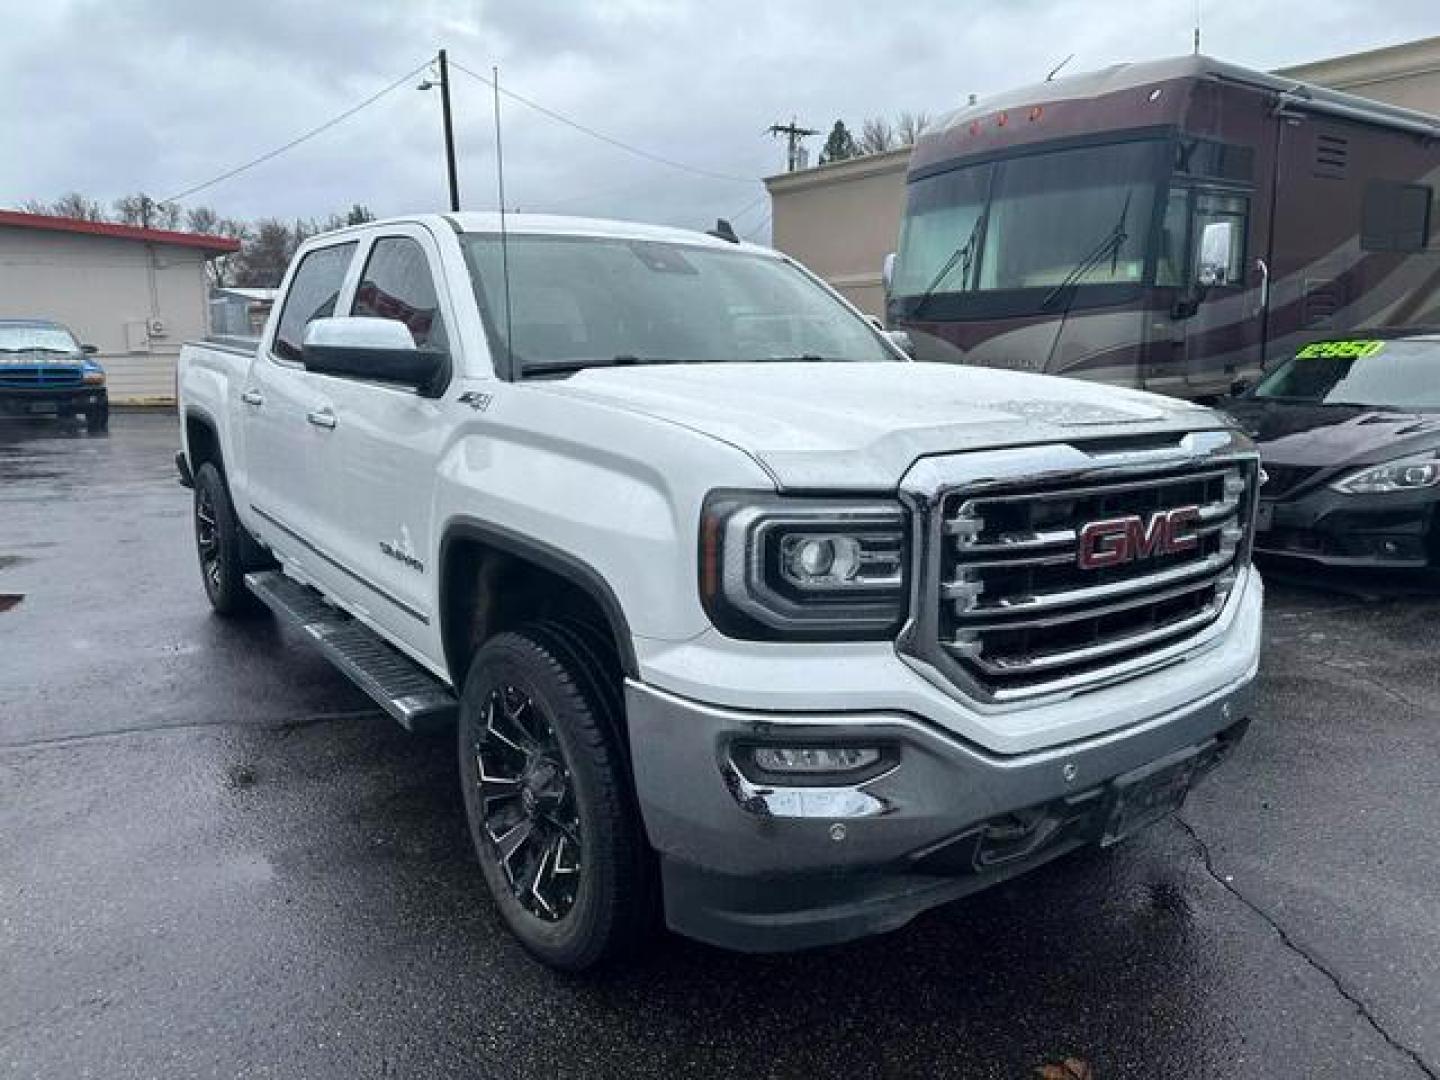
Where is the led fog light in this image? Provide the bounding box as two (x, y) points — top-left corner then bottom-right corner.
(751, 746), (882, 774)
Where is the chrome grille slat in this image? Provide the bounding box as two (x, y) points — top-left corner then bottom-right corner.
(946, 547), (1237, 614)
(955, 603), (1223, 674)
(906, 444), (1258, 702)
(946, 574), (1223, 633)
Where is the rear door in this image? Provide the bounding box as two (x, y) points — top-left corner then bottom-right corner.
(242, 240), (359, 575)
(305, 225), (456, 655)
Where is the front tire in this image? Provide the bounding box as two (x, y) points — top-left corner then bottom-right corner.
(192, 461), (258, 616)
(85, 398), (109, 433)
(458, 624), (653, 971)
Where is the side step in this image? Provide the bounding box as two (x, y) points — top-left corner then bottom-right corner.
(245, 570), (458, 732)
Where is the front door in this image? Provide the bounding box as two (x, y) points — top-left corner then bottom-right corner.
(306, 228), (456, 659)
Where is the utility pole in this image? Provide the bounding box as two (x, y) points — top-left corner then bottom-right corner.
(767, 118), (818, 172)
(420, 50), (461, 211)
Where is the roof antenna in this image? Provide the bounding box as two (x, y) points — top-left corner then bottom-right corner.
(1046, 54), (1075, 82)
(707, 218), (740, 244)
(492, 64), (515, 379)
(1193, 0), (1202, 54)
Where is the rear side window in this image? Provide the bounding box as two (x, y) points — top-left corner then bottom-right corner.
(272, 243), (357, 362)
(350, 237), (448, 350)
(1361, 181), (1432, 252)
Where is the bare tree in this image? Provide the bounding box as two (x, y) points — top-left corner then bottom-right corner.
(233, 218), (299, 287)
(21, 193), (109, 221)
(896, 111), (931, 146)
(185, 206), (221, 234)
(859, 116), (896, 155)
(113, 193), (182, 230)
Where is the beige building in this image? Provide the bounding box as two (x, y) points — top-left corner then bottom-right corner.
(0, 210), (238, 403)
(765, 36), (1440, 318)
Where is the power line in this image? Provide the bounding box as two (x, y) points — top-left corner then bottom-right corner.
(162, 60), (431, 204)
(726, 190), (768, 225)
(743, 210), (771, 242)
(449, 59), (754, 185)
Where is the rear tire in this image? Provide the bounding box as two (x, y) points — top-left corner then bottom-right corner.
(192, 461), (259, 616)
(458, 624), (654, 971)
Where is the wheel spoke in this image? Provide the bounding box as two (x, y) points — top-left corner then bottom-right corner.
(527, 832), (561, 919)
(485, 696), (533, 755)
(490, 819), (535, 881)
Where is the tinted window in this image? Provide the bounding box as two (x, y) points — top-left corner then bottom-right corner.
(1252, 338), (1440, 410)
(273, 243), (357, 362)
(351, 238), (448, 350)
(1362, 182), (1431, 252)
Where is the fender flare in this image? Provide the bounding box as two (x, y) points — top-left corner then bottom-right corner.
(439, 516), (640, 680)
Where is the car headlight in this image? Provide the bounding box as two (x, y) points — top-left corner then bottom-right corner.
(699, 492), (909, 640)
(1330, 452), (1440, 494)
(81, 361), (105, 385)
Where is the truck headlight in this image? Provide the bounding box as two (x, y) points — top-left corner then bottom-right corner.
(699, 492), (908, 640)
(1330, 453), (1440, 494)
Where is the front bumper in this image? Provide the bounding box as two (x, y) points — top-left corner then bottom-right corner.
(0, 386), (106, 418)
(628, 673), (1255, 953)
(1255, 485), (1438, 568)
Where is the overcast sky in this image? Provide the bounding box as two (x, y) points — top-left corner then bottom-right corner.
(1, 1), (1435, 240)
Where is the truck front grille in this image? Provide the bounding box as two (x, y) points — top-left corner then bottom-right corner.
(898, 433), (1258, 705)
(0, 365), (84, 389)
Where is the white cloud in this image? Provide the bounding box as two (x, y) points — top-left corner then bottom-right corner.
(0, 0), (1434, 237)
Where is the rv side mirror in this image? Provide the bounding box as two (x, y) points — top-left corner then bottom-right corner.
(1196, 221), (1235, 288)
(882, 252), (897, 294)
(301, 317), (447, 394)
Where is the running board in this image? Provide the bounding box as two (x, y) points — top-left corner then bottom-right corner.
(245, 570), (457, 732)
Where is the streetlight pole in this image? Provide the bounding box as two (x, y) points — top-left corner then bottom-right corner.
(420, 50), (461, 211)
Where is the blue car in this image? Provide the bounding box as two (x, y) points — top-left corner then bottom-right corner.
(0, 318), (108, 432)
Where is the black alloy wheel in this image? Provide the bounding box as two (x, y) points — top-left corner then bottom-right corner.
(475, 683), (583, 921)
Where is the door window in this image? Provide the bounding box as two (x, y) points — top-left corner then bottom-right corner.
(272, 242), (357, 362)
(351, 237), (448, 350)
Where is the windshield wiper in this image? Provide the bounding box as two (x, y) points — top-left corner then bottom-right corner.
(520, 355), (697, 377)
(1041, 191), (1132, 309)
(910, 210), (987, 318)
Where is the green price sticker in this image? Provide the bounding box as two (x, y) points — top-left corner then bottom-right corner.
(1295, 340), (1385, 359)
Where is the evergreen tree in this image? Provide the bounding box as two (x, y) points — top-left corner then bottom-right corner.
(819, 120), (858, 165)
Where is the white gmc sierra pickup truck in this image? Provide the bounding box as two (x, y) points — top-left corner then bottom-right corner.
(177, 213), (1263, 970)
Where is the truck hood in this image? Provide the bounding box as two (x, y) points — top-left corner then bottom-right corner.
(542, 362), (1222, 489)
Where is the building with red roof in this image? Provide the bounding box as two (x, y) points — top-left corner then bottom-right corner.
(0, 209), (242, 403)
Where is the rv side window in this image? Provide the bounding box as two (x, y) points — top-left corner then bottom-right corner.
(1361, 182), (1432, 253)
(1155, 189), (1247, 287)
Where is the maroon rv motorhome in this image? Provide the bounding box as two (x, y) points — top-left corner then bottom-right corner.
(885, 55), (1440, 400)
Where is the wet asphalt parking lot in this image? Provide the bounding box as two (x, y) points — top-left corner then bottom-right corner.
(2, 411), (1438, 1080)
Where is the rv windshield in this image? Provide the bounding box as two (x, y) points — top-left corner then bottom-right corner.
(892, 139), (1167, 312)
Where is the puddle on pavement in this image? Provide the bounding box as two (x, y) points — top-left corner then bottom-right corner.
(0, 594), (24, 613)
(0, 555), (30, 571)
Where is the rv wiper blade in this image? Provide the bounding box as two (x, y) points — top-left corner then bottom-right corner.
(1041, 191), (1132, 308)
(911, 211), (987, 318)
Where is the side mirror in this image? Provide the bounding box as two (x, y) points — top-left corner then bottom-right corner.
(1229, 375), (1253, 397)
(1196, 221), (1235, 288)
(882, 252), (897, 294)
(81, 344), (98, 355)
(301, 317), (446, 393)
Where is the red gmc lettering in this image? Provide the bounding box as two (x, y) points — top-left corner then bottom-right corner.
(1077, 506), (1201, 570)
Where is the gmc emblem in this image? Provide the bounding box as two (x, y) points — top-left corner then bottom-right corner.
(1076, 506), (1201, 570)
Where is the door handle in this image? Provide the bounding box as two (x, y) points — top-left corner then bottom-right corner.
(306, 407), (337, 430)
(1255, 257), (1270, 311)
(241, 389), (264, 406)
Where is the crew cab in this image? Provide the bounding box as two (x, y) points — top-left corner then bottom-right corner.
(177, 214), (1263, 970)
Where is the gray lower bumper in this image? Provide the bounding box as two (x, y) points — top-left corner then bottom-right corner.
(627, 677), (1255, 952)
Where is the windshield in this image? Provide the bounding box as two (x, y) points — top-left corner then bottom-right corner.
(461, 235), (895, 373)
(0, 324), (80, 354)
(1252, 339), (1440, 410)
(893, 139), (1166, 302)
